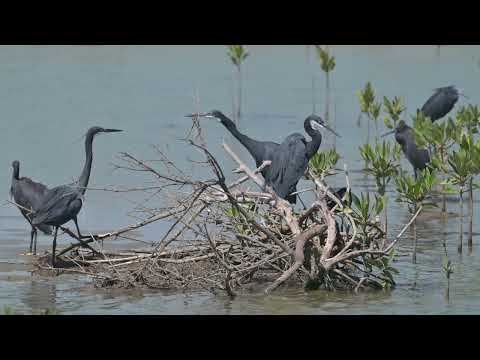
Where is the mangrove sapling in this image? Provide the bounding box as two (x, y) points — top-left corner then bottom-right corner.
(227, 45), (249, 124)
(370, 102), (382, 144)
(383, 96), (406, 130)
(349, 192), (399, 289)
(308, 148), (341, 182)
(442, 245), (454, 303)
(439, 143), (474, 253)
(448, 134), (480, 250)
(455, 105), (480, 247)
(357, 82), (378, 168)
(413, 111), (457, 215)
(360, 140), (401, 235)
(394, 168), (437, 263)
(316, 46), (336, 147)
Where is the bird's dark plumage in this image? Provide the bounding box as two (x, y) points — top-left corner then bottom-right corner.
(205, 110), (280, 182)
(32, 126), (122, 267)
(188, 111), (339, 204)
(421, 86), (460, 122)
(10, 161), (52, 254)
(393, 120), (430, 179)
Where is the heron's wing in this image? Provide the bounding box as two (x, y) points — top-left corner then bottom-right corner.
(32, 185), (81, 225)
(13, 177), (50, 211)
(417, 149), (431, 169)
(421, 90), (457, 121)
(268, 134), (308, 199)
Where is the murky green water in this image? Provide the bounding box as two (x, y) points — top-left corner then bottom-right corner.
(1, 45), (480, 314)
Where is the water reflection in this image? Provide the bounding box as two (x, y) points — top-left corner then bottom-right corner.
(21, 280), (57, 312)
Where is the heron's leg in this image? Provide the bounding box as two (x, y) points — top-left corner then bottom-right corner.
(414, 168), (418, 181)
(74, 218), (82, 239)
(29, 227), (34, 254)
(73, 218), (99, 256)
(21, 211), (35, 254)
(52, 226), (58, 268)
(30, 227), (38, 255)
(33, 228), (37, 255)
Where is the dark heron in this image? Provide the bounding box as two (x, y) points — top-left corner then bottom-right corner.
(186, 110), (340, 204)
(32, 127), (123, 267)
(10, 160), (53, 255)
(382, 120), (430, 180)
(421, 86), (466, 122)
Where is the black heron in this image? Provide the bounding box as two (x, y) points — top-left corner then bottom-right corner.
(383, 120), (430, 180)
(186, 110), (339, 204)
(10, 160), (53, 255)
(421, 86), (466, 122)
(32, 127), (122, 267)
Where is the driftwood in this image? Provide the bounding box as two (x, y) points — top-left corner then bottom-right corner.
(32, 118), (418, 295)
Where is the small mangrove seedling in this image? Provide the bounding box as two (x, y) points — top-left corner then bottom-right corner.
(227, 45), (250, 123)
(360, 140), (401, 234)
(413, 110), (457, 214)
(350, 192), (397, 289)
(442, 134), (480, 252)
(455, 105), (480, 245)
(225, 204), (259, 237)
(370, 101), (382, 144)
(351, 192), (385, 242)
(308, 148), (341, 181)
(443, 255), (454, 302)
(383, 96), (406, 130)
(357, 82), (376, 148)
(315, 46), (336, 132)
(394, 168), (437, 263)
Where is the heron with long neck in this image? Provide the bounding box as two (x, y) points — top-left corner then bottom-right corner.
(32, 126), (122, 267)
(186, 110), (339, 204)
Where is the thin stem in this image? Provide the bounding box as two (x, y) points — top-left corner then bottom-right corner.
(412, 210), (417, 264)
(441, 145), (447, 214)
(383, 190), (388, 237)
(237, 65), (242, 122)
(367, 115), (371, 146)
(469, 177), (474, 250)
(325, 71), (330, 125)
(459, 186), (464, 253)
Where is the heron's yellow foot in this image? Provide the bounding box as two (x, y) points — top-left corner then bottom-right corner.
(19, 252), (33, 256)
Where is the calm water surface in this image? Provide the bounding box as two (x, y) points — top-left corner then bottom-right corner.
(1, 45), (480, 314)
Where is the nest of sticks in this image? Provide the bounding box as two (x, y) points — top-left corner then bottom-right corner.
(34, 122), (419, 297)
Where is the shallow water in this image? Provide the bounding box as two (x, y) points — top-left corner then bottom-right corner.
(1, 45), (480, 314)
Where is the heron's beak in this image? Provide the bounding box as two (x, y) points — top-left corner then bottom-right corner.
(324, 124), (341, 138)
(311, 120), (341, 138)
(381, 129), (396, 138)
(103, 129), (123, 133)
(185, 113), (215, 119)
